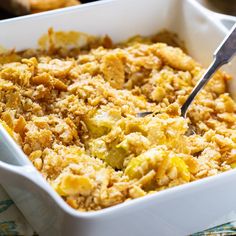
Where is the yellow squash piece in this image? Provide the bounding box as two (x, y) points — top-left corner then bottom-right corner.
(125, 147), (167, 179)
(170, 156), (190, 182)
(0, 120), (14, 137)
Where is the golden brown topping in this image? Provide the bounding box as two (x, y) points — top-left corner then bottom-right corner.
(101, 53), (125, 89)
(31, 72), (67, 91)
(154, 44), (195, 71)
(14, 115), (27, 136)
(1, 30), (235, 212)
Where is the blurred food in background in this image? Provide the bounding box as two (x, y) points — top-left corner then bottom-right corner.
(30, 0), (80, 13)
(0, 0), (81, 17)
(0, 0), (235, 20)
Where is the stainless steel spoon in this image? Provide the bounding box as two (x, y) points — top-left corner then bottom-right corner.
(138, 23), (236, 134)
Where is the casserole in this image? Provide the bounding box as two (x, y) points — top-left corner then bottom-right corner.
(0, 0), (236, 235)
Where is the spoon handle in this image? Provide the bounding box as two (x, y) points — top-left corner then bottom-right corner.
(214, 23), (236, 63)
(181, 23), (236, 118)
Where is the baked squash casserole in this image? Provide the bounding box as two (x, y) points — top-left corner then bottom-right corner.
(0, 29), (235, 211)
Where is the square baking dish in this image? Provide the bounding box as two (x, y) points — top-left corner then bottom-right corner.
(0, 0), (236, 235)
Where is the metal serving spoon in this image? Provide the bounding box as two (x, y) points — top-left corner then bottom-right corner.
(138, 23), (236, 134)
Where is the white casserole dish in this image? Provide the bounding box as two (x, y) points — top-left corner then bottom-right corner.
(0, 0), (236, 235)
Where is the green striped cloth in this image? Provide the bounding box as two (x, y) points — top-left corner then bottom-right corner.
(193, 222), (236, 236)
(0, 186), (34, 236)
(0, 184), (235, 236)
